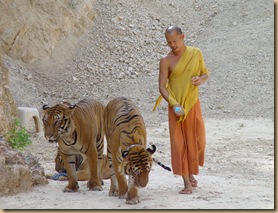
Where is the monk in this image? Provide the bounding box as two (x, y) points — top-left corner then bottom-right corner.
(153, 25), (209, 194)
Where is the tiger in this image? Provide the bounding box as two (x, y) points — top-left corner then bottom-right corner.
(42, 99), (105, 192)
(104, 96), (157, 204)
(55, 147), (111, 181)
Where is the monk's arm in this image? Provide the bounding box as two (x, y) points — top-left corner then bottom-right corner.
(158, 57), (170, 101)
(159, 58), (180, 110)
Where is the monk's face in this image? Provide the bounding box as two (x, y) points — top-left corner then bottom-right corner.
(165, 31), (185, 54)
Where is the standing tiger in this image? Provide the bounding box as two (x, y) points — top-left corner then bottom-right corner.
(104, 97), (156, 204)
(42, 99), (105, 192)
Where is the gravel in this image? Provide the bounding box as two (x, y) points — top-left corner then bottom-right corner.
(4, 0), (274, 127)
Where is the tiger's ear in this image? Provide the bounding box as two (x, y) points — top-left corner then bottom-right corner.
(42, 104), (50, 110)
(147, 144), (156, 154)
(68, 104), (76, 109)
(122, 151), (129, 158)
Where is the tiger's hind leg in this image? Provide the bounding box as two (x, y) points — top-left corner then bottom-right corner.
(101, 155), (111, 180)
(98, 154), (104, 185)
(76, 169), (89, 181)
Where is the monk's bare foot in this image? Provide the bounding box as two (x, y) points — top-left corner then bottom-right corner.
(190, 179), (198, 187)
(179, 188), (192, 194)
(189, 174), (198, 187)
(180, 175), (193, 194)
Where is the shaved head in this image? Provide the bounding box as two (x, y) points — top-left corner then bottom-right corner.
(165, 25), (183, 35)
(164, 25), (185, 54)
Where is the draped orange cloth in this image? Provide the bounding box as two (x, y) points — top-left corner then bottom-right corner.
(168, 100), (206, 175)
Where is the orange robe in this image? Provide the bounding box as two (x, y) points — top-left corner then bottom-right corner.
(168, 100), (206, 175)
(153, 46), (208, 175)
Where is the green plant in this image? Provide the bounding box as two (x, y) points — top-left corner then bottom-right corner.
(4, 119), (32, 151)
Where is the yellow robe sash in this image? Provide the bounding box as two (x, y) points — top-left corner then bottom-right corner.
(153, 46), (208, 122)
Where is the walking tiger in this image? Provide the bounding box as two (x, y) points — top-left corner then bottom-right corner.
(104, 97), (170, 204)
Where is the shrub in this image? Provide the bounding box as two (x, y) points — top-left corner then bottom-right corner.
(4, 119), (32, 151)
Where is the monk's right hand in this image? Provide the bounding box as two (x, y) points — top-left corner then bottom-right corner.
(173, 105), (185, 116)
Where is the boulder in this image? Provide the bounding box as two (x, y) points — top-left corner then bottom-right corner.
(0, 138), (48, 196)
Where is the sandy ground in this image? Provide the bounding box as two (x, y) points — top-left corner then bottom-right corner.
(0, 118), (274, 209)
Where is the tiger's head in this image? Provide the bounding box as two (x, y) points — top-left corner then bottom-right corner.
(55, 148), (67, 173)
(120, 144), (156, 188)
(55, 148), (83, 173)
(42, 103), (76, 143)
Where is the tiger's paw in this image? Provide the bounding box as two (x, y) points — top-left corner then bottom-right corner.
(62, 185), (79, 192)
(118, 192), (127, 199)
(109, 190), (119, 197)
(87, 183), (103, 191)
(118, 188), (128, 199)
(126, 196), (140, 205)
(58, 176), (68, 181)
(89, 186), (103, 191)
(87, 180), (103, 191)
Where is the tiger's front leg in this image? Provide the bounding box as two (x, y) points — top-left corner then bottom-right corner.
(108, 165), (119, 197)
(107, 145), (119, 196)
(60, 153), (79, 192)
(86, 143), (102, 191)
(126, 175), (139, 204)
(111, 154), (128, 198)
(117, 173), (128, 199)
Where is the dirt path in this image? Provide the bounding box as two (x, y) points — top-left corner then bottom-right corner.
(0, 118), (274, 209)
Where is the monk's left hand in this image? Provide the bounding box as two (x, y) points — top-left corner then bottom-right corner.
(192, 76), (202, 86)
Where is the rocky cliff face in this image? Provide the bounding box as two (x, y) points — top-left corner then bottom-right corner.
(0, 52), (48, 197)
(0, 0), (95, 63)
(0, 54), (18, 135)
(0, 0), (96, 196)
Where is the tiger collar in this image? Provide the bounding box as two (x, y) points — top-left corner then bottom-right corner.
(125, 144), (144, 152)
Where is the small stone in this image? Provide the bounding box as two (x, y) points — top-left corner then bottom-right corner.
(26, 74), (32, 80)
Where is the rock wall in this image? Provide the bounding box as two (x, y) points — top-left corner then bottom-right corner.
(0, 54), (18, 135)
(0, 0), (95, 196)
(0, 0), (95, 63)
(0, 138), (48, 196)
(0, 54), (48, 197)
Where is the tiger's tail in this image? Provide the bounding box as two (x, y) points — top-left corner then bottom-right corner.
(152, 157), (171, 172)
